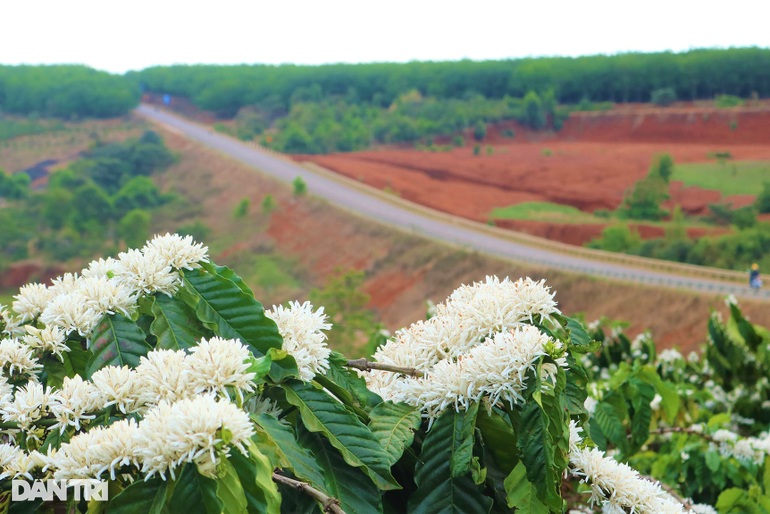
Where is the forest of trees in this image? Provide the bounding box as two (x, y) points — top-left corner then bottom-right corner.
(130, 47), (770, 117)
(0, 65), (140, 119)
(0, 131), (175, 267)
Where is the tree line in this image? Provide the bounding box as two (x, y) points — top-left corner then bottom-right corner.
(0, 65), (140, 119)
(130, 47), (770, 117)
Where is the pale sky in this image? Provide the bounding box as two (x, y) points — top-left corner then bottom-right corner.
(3, 0), (769, 74)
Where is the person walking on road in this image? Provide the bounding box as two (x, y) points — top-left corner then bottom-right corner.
(750, 263), (763, 289)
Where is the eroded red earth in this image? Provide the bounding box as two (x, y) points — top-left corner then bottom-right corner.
(295, 105), (770, 245)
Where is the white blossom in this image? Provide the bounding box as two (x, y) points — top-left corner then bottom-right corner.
(1, 382), (51, 434)
(81, 257), (119, 279)
(39, 293), (103, 337)
(184, 337), (257, 402)
(49, 376), (103, 433)
(136, 349), (192, 404)
(141, 233), (209, 271)
(0, 304), (23, 338)
(0, 337), (42, 381)
(133, 395), (253, 479)
(90, 366), (148, 414)
(12, 283), (52, 323)
(112, 248), (180, 297)
(266, 300), (332, 381)
(23, 325), (70, 361)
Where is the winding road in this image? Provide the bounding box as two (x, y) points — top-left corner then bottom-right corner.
(136, 104), (770, 301)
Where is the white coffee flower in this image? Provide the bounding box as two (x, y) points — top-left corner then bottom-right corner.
(49, 376), (104, 433)
(81, 257), (119, 279)
(12, 283), (52, 323)
(0, 304), (23, 338)
(658, 349), (683, 364)
(0, 337), (43, 381)
(112, 248), (180, 297)
(0, 449), (38, 481)
(39, 293), (103, 337)
(74, 275), (138, 319)
(1, 382), (51, 434)
(570, 447), (685, 513)
(48, 419), (140, 480)
(142, 233), (209, 271)
(90, 366), (148, 414)
(23, 326), (70, 361)
(136, 349), (192, 404)
(689, 504), (718, 514)
(184, 337), (257, 402)
(244, 396), (283, 418)
(266, 301), (332, 381)
(133, 395), (253, 480)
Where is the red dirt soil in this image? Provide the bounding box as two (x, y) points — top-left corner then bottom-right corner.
(295, 106), (770, 245)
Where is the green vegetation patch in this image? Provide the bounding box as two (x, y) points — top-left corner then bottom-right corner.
(490, 201), (601, 223)
(0, 117), (65, 141)
(673, 161), (770, 196)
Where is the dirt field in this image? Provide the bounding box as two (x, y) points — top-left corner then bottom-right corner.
(296, 106), (770, 245)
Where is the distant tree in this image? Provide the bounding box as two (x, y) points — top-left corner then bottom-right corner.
(292, 176), (307, 196)
(113, 176), (164, 217)
(473, 121), (487, 142)
(588, 224), (642, 252)
(522, 91), (546, 129)
(261, 194), (277, 214)
(0, 170), (30, 199)
(651, 153), (674, 182)
(233, 198), (250, 219)
(118, 209), (152, 248)
(755, 182), (770, 213)
(650, 87), (677, 106)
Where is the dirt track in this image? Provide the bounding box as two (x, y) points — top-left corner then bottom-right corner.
(136, 104), (770, 302)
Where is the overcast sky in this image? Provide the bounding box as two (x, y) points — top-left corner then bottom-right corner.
(3, 0), (768, 74)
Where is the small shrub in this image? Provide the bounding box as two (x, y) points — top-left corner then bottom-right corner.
(261, 194), (277, 214)
(452, 135), (464, 146)
(175, 220), (210, 242)
(473, 121), (487, 142)
(650, 87), (677, 107)
(473, 144), (481, 156)
(715, 94), (744, 108)
(541, 148), (552, 157)
(485, 145), (494, 156)
(501, 129), (515, 138)
(233, 198), (250, 219)
(707, 151), (733, 160)
(292, 176), (307, 196)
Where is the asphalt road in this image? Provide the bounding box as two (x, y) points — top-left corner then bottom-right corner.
(135, 104), (770, 301)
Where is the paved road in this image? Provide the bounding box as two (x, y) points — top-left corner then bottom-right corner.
(136, 104), (770, 301)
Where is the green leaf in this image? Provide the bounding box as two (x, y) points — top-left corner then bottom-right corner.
(266, 348), (300, 383)
(63, 339), (92, 378)
(476, 408), (518, 474)
(564, 316), (599, 353)
(628, 378), (655, 453)
(214, 458), (248, 514)
(716, 488), (749, 511)
(408, 406), (492, 514)
(42, 356), (66, 389)
(201, 261), (255, 298)
(229, 441), (281, 514)
(517, 399), (565, 511)
(283, 381), (400, 491)
(564, 356), (588, 416)
(183, 267), (282, 356)
(251, 413), (328, 493)
(298, 425), (383, 514)
(150, 294), (213, 350)
(504, 461), (548, 513)
(86, 313), (152, 377)
(368, 401), (421, 466)
(107, 476), (170, 514)
(168, 463), (224, 514)
(589, 400), (628, 454)
(637, 366), (680, 423)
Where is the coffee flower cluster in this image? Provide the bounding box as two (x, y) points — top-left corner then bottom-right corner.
(364, 276), (563, 419)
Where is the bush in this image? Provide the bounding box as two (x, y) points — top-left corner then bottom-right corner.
(261, 194), (277, 214)
(715, 94), (745, 108)
(472, 120), (487, 142)
(233, 198), (250, 219)
(292, 176), (308, 196)
(650, 87), (677, 106)
(587, 223), (642, 252)
(756, 182), (770, 213)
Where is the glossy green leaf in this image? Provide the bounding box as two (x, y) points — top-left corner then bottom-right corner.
(150, 294), (212, 350)
(368, 401), (421, 466)
(229, 441), (281, 514)
(283, 381), (400, 491)
(408, 406), (492, 514)
(214, 458), (248, 514)
(298, 425), (383, 514)
(504, 461), (548, 513)
(252, 413), (328, 493)
(85, 313), (151, 377)
(476, 408), (518, 474)
(182, 267), (282, 356)
(168, 464), (223, 514)
(107, 476), (170, 514)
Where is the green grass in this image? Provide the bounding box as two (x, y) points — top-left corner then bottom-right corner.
(673, 161), (770, 196)
(490, 201), (602, 223)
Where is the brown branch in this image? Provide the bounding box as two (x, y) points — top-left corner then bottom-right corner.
(650, 426), (716, 443)
(640, 474), (691, 510)
(272, 472), (346, 514)
(346, 358), (424, 378)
